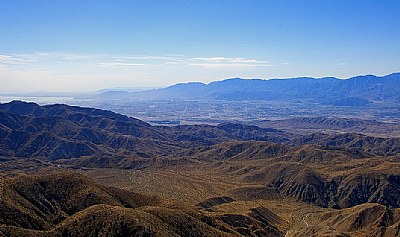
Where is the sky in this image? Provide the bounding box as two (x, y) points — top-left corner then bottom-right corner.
(0, 0), (399, 92)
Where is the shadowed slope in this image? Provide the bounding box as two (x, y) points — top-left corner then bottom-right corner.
(0, 101), (290, 161)
(293, 203), (400, 236)
(0, 172), (162, 230)
(0, 172), (287, 237)
(0, 102), (183, 160)
(185, 141), (400, 208)
(255, 116), (400, 138)
(294, 132), (400, 156)
(0, 172), (233, 236)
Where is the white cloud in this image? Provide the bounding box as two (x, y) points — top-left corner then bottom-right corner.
(191, 57), (268, 63)
(188, 57), (272, 68)
(98, 62), (146, 67)
(0, 52), (275, 92)
(188, 63), (272, 68)
(0, 53), (97, 67)
(0, 54), (12, 61)
(0, 54), (36, 65)
(1, 53), (272, 67)
(112, 55), (177, 61)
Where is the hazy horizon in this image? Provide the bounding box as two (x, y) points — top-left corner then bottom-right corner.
(1, 0), (399, 93)
(1, 72), (399, 95)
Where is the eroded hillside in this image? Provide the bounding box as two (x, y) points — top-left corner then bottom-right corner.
(1, 101), (400, 236)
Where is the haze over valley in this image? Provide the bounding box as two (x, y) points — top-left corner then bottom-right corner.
(1, 1), (400, 236)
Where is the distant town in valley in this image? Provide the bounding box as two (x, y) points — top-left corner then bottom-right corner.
(1, 1), (399, 236)
(2, 73), (399, 126)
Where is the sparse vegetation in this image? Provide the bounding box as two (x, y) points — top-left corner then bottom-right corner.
(1, 102), (400, 236)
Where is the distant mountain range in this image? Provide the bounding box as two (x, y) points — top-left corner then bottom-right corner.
(100, 73), (400, 105)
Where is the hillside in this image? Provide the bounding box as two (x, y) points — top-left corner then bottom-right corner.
(0, 101), (176, 160)
(183, 141), (400, 208)
(293, 132), (400, 156)
(0, 172), (285, 237)
(1, 101), (400, 236)
(0, 101), (289, 161)
(254, 117), (400, 137)
(1, 101), (399, 164)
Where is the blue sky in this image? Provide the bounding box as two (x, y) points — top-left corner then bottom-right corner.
(0, 0), (399, 92)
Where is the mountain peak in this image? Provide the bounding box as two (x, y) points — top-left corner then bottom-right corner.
(165, 81), (206, 90)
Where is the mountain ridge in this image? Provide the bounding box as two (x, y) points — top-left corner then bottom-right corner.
(1, 101), (400, 236)
(99, 73), (400, 104)
(0, 101), (291, 161)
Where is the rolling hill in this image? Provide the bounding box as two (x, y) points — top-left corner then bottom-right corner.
(0, 172), (285, 237)
(254, 116), (400, 137)
(1, 101), (400, 236)
(0, 101), (289, 161)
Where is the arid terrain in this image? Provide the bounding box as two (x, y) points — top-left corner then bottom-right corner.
(2, 0), (399, 235)
(1, 101), (400, 237)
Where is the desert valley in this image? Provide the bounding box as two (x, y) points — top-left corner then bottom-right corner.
(1, 73), (400, 236)
(1, 1), (399, 236)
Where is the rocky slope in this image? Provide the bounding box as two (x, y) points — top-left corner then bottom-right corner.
(187, 141), (400, 208)
(1, 101), (400, 236)
(0, 101), (290, 161)
(0, 172), (285, 237)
